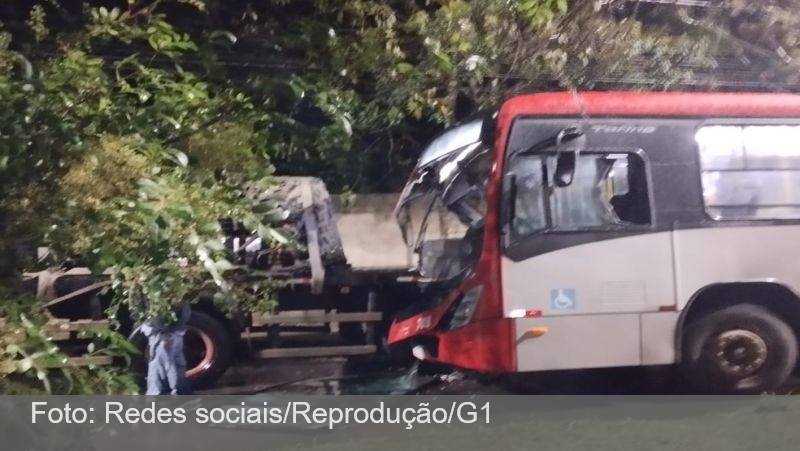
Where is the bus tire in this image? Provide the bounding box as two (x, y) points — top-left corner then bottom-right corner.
(681, 304), (798, 394)
(183, 311), (233, 389)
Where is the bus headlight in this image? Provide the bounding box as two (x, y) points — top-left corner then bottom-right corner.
(445, 285), (483, 330)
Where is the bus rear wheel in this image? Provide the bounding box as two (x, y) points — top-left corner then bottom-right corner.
(681, 304), (798, 394)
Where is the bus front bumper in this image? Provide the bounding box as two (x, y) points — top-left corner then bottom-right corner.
(388, 310), (516, 373)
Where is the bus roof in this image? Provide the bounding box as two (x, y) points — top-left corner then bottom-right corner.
(500, 91), (800, 118)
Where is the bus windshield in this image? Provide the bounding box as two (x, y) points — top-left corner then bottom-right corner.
(395, 118), (493, 280)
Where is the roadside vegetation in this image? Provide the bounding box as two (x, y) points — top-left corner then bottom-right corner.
(1, 0), (799, 393)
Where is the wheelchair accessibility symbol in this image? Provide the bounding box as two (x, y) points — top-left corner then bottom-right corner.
(551, 289), (577, 310)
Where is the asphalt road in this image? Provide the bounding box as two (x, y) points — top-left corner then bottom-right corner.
(197, 357), (800, 395)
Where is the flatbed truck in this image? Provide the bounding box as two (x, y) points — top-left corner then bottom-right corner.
(20, 177), (429, 387)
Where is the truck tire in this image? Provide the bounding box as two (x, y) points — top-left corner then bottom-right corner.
(130, 311), (233, 390)
(681, 304), (798, 394)
(183, 311), (233, 389)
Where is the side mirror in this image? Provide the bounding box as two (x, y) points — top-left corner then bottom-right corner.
(554, 152), (576, 187)
(554, 127), (585, 188)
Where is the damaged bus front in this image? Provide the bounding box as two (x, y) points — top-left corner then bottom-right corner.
(388, 113), (517, 372)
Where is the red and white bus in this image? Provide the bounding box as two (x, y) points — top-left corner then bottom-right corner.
(388, 91), (800, 393)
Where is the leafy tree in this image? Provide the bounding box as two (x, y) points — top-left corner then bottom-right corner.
(3, 0), (800, 392)
(0, 0), (280, 392)
(200, 0), (800, 192)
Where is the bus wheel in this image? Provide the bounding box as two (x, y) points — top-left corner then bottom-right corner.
(681, 304), (798, 394)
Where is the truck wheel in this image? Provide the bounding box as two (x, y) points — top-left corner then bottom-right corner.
(681, 304), (798, 394)
(130, 311), (233, 390)
(183, 311), (233, 389)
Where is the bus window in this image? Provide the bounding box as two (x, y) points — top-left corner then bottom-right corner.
(549, 153), (650, 228)
(511, 156), (548, 238)
(697, 125), (800, 220)
(508, 151), (651, 242)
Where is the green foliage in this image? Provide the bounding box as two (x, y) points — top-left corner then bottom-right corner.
(213, 0), (716, 191)
(185, 122), (275, 182)
(212, 0), (800, 192)
(26, 5), (49, 43)
(516, 0), (569, 26)
(0, 0), (280, 392)
(0, 288), (139, 394)
(2, 0), (800, 393)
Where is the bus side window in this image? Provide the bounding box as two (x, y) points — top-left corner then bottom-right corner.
(608, 154), (651, 225)
(507, 151), (651, 242)
(697, 125), (800, 220)
(511, 156), (548, 239)
(548, 152), (651, 229)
